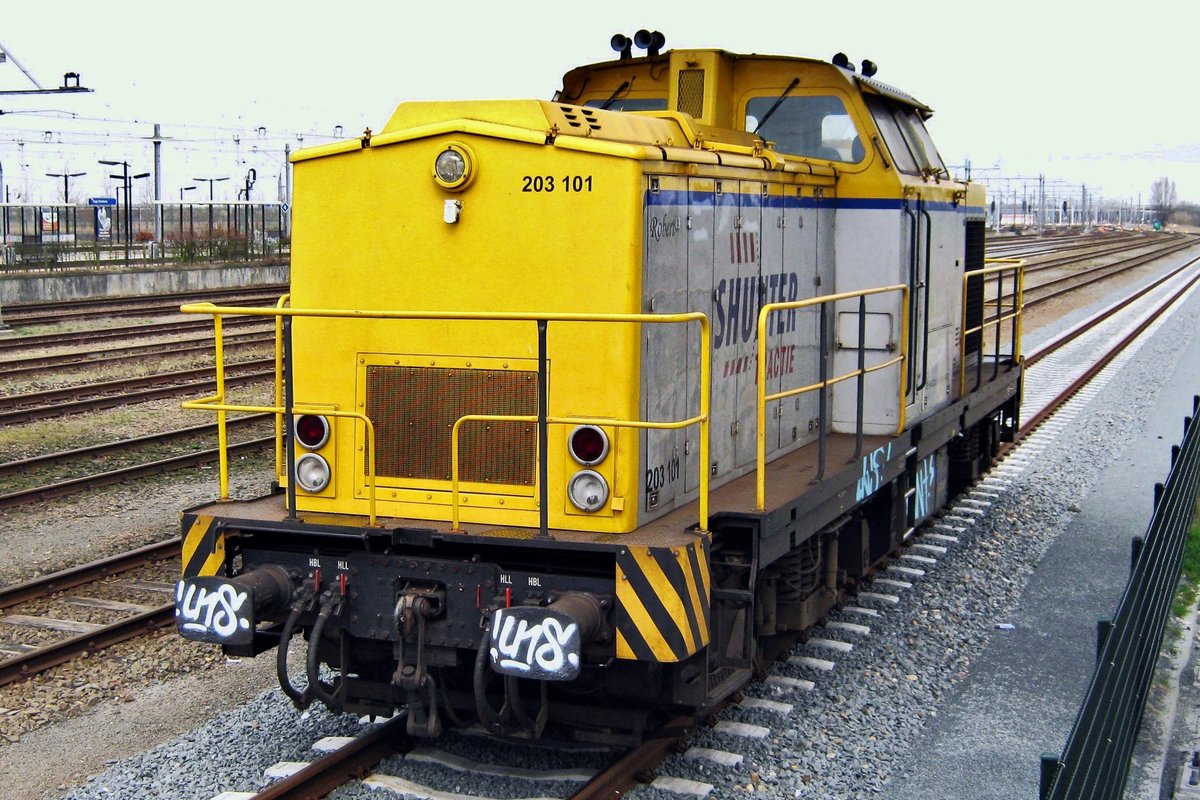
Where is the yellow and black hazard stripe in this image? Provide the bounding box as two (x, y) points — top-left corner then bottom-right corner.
(614, 538), (711, 661)
(181, 514), (226, 578)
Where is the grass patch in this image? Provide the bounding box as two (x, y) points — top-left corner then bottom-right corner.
(1173, 499), (1200, 619)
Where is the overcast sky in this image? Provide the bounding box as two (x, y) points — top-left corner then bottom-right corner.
(1, 0), (1197, 205)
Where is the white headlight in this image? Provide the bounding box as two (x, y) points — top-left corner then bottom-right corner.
(567, 469), (609, 512)
(295, 453), (331, 493)
(434, 149), (466, 183)
(432, 143), (476, 190)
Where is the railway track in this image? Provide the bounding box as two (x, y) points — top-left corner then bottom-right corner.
(0, 314), (270, 353)
(0, 539), (180, 689)
(3, 284), (287, 327)
(0, 359), (275, 424)
(985, 229), (1161, 258)
(0, 415), (273, 510)
(1019, 235), (1198, 306)
(1, 329), (275, 379)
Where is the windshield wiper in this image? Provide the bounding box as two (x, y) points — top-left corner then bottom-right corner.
(753, 78), (800, 135)
(600, 80), (632, 110)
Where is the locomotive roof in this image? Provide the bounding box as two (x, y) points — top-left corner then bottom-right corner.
(557, 48), (934, 120)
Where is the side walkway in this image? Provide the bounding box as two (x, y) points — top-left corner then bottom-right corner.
(887, 285), (1200, 799)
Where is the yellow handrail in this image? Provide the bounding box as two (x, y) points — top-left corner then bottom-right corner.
(180, 398), (380, 525)
(755, 284), (909, 511)
(273, 294), (290, 483)
(181, 303), (711, 534)
(450, 411), (711, 532)
(959, 259), (1024, 396)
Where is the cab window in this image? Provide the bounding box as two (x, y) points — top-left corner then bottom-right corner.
(744, 94), (864, 163)
(865, 95), (946, 177)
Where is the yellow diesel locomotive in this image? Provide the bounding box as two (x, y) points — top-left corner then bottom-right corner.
(175, 33), (1022, 740)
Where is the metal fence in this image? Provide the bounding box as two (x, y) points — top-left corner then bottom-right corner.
(1040, 395), (1200, 799)
(0, 201), (289, 269)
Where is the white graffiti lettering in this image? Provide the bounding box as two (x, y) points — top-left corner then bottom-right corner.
(175, 580), (251, 640)
(489, 610), (580, 676)
(913, 454), (937, 520)
(855, 442), (892, 502)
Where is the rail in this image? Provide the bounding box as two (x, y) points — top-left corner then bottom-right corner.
(960, 258), (1024, 396)
(179, 302), (711, 534)
(1040, 396), (1200, 799)
(755, 285), (909, 510)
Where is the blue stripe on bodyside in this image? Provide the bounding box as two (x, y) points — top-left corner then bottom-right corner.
(645, 189), (983, 216)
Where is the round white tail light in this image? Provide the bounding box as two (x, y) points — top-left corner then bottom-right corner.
(294, 414), (330, 449)
(295, 453), (331, 493)
(567, 469), (609, 512)
(568, 425), (609, 466)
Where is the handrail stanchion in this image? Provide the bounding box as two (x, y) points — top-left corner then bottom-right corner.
(283, 314), (297, 520)
(213, 313), (229, 500)
(854, 294), (866, 460)
(273, 295), (289, 483)
(816, 302), (828, 482)
(537, 320), (549, 538)
(696, 315), (711, 533)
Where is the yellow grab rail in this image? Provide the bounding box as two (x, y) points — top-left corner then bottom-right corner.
(755, 284), (909, 511)
(451, 412), (711, 533)
(959, 259), (1024, 396)
(180, 302), (711, 534)
(181, 396), (380, 525)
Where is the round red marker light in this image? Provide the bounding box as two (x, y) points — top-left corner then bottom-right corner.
(569, 425), (609, 466)
(295, 414), (330, 449)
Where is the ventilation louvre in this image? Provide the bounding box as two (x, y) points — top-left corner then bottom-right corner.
(677, 69), (705, 118)
(365, 365), (537, 485)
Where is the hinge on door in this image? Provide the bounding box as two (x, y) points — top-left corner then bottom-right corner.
(686, 215), (693, 230)
(730, 420), (740, 437)
(778, 216), (786, 229)
(734, 216), (743, 230)
(684, 440), (691, 456)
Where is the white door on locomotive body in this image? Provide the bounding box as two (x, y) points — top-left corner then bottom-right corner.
(684, 178), (715, 494)
(757, 184), (785, 456)
(919, 203), (969, 409)
(708, 181), (739, 479)
(641, 181), (689, 516)
(774, 191), (821, 454)
(829, 204), (906, 435)
(716, 180), (765, 472)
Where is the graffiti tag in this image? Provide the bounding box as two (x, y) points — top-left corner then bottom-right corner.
(913, 454), (937, 521)
(855, 442), (893, 502)
(489, 607), (582, 681)
(175, 579), (252, 643)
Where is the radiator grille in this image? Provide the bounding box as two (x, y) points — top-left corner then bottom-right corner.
(365, 366), (537, 485)
(677, 69), (705, 118)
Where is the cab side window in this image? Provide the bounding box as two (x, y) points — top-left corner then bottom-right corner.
(865, 95), (947, 177)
